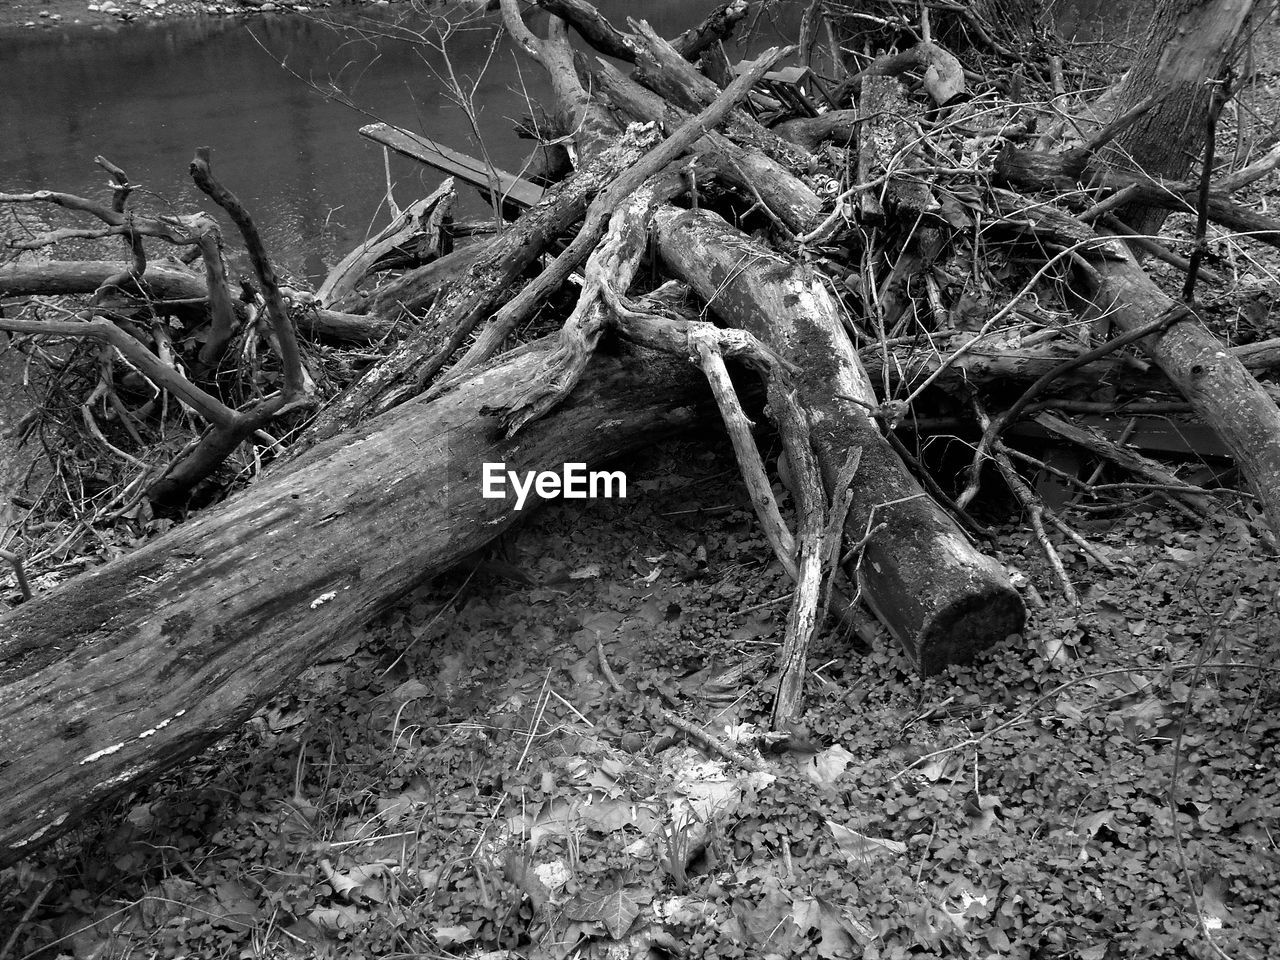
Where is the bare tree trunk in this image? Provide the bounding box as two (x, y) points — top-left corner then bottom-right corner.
(1111, 0), (1257, 233)
(0, 343), (708, 867)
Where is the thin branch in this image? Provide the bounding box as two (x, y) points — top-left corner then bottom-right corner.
(0, 317), (236, 428)
(956, 303), (1191, 509)
(188, 147), (309, 406)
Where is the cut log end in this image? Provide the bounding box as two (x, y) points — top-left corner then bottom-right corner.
(911, 587), (1027, 675)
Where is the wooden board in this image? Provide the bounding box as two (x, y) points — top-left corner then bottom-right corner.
(360, 122), (545, 211)
(1009, 414), (1230, 458)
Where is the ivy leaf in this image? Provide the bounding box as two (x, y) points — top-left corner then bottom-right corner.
(733, 880), (805, 951)
(564, 886), (642, 939)
(433, 924), (474, 948)
(307, 903), (366, 934)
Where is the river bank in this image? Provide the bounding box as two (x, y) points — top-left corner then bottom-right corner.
(0, 0), (410, 33)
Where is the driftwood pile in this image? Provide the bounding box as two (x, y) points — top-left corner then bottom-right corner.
(1, 0), (1278, 865)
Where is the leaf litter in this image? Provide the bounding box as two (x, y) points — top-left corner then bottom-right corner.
(3, 435), (1280, 958)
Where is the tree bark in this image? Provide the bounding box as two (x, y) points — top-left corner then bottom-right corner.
(315, 180), (455, 312)
(1110, 0), (1257, 233)
(0, 341), (709, 867)
(1086, 241), (1280, 535)
(652, 207), (1026, 672)
(585, 56), (823, 235)
(286, 129), (659, 455)
(0, 259), (206, 300)
(0, 259), (391, 342)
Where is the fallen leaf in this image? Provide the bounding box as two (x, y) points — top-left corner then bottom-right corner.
(434, 924), (473, 947)
(804, 744), (855, 786)
(827, 820), (906, 861)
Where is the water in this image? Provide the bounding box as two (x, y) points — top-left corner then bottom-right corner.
(1052, 0), (1156, 44)
(0, 2), (714, 284)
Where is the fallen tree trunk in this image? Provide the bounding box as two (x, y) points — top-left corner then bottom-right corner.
(995, 148), (1280, 251)
(0, 341), (709, 867)
(0, 258), (392, 342)
(1087, 241), (1280, 535)
(0, 259), (206, 300)
(865, 333), (1280, 392)
(652, 207), (1026, 671)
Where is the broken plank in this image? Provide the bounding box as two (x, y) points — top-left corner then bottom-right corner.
(1009, 414), (1231, 458)
(360, 122), (545, 211)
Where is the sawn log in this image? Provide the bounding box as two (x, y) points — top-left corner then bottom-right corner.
(0, 342), (707, 867)
(652, 207), (1026, 671)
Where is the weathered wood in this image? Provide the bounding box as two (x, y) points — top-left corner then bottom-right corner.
(0, 259), (392, 342)
(316, 180), (455, 312)
(1086, 239), (1280, 536)
(362, 244), (482, 321)
(994, 148), (1280, 251)
(433, 46), (793, 384)
(0, 259), (206, 300)
(487, 185), (657, 436)
(359, 122), (545, 211)
(586, 56), (823, 235)
(627, 18), (812, 171)
(858, 75), (933, 219)
(289, 129), (661, 455)
(855, 332), (1280, 406)
(533, 0), (748, 64)
(1033, 412), (1212, 514)
(1108, 0), (1258, 233)
(0, 341), (709, 866)
(830, 42), (966, 108)
(670, 0), (749, 61)
(534, 0), (637, 61)
(774, 109), (860, 151)
(500, 0), (615, 156)
(653, 207), (1025, 672)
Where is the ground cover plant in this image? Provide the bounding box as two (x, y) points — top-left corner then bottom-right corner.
(2, 436), (1279, 958)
